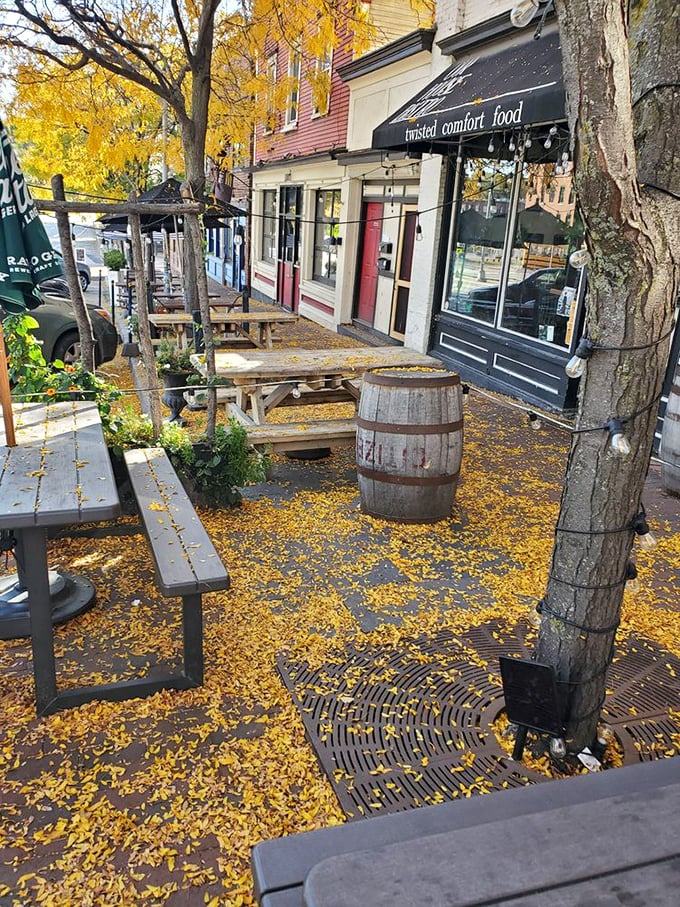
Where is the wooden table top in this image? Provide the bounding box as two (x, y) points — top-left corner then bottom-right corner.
(0, 402), (120, 528)
(193, 347), (443, 381)
(149, 311), (298, 326)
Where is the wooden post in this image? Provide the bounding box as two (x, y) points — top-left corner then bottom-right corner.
(51, 175), (96, 372)
(0, 323), (16, 447)
(128, 194), (163, 435)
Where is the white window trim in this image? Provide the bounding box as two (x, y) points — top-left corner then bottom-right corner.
(311, 47), (333, 119)
(285, 47), (301, 128)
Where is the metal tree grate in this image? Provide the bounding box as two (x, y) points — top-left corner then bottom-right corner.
(278, 624), (680, 818)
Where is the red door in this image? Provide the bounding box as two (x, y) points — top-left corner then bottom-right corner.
(277, 186), (302, 312)
(355, 202), (383, 324)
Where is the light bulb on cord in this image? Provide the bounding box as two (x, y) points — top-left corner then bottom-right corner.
(528, 411), (542, 431)
(625, 561), (640, 594)
(606, 418), (631, 456)
(508, 135), (516, 152)
(415, 223), (423, 241)
(488, 136), (495, 153)
(524, 135), (533, 149)
(565, 337), (594, 378)
(510, 0), (539, 28)
(544, 135), (552, 149)
(569, 247), (591, 269)
(461, 383), (470, 404)
(291, 383), (301, 399)
(631, 511), (657, 549)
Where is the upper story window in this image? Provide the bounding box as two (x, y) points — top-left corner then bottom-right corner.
(312, 48), (333, 118)
(285, 47), (301, 129)
(261, 190), (277, 263)
(265, 53), (277, 133)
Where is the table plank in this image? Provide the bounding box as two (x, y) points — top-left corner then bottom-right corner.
(206, 347), (442, 380)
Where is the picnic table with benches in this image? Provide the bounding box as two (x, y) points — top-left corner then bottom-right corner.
(149, 310), (299, 351)
(192, 346), (443, 453)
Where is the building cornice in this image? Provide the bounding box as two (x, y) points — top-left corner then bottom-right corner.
(438, 10), (557, 56)
(337, 28), (436, 82)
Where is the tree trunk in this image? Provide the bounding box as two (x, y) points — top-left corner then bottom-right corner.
(128, 197), (162, 435)
(50, 175), (95, 371)
(538, 0), (680, 752)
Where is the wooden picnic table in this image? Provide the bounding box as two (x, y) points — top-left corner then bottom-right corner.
(0, 401), (121, 714)
(191, 346), (443, 451)
(149, 310), (299, 350)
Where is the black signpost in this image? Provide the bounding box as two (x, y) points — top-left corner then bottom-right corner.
(499, 655), (564, 760)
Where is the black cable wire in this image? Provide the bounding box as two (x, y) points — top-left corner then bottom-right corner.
(590, 322), (677, 352)
(547, 572), (629, 592)
(571, 391), (664, 434)
(537, 598), (621, 634)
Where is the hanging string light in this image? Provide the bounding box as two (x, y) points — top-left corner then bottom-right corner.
(631, 510), (657, 549)
(606, 418), (631, 456)
(565, 337), (594, 378)
(528, 411), (542, 431)
(415, 213), (423, 242)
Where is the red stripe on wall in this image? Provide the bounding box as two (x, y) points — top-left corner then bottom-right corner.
(255, 272), (276, 287)
(301, 294), (334, 315)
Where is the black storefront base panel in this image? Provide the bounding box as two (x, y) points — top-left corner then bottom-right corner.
(431, 314), (578, 414)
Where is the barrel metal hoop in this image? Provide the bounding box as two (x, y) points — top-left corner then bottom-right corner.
(363, 372), (460, 389)
(356, 465), (459, 487)
(357, 418), (463, 435)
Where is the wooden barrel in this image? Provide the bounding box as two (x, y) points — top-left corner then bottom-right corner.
(356, 368), (463, 523)
(660, 363), (680, 497)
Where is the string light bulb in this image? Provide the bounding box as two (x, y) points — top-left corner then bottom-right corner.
(461, 383), (470, 404)
(524, 135), (533, 148)
(291, 383), (301, 399)
(544, 134), (553, 149)
(631, 511), (657, 549)
(606, 418), (631, 456)
(528, 411), (542, 431)
(569, 247), (591, 269)
(549, 737), (567, 759)
(625, 560), (640, 594)
(565, 337), (594, 378)
(488, 136), (495, 153)
(508, 135), (517, 152)
(510, 0), (539, 28)
(415, 221), (423, 242)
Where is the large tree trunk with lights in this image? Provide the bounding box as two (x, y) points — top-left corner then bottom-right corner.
(537, 0), (680, 752)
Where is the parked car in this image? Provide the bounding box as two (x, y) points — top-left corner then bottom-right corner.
(1, 292), (119, 365)
(467, 268), (566, 334)
(53, 251), (92, 291)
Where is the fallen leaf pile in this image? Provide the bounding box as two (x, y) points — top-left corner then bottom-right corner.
(0, 336), (678, 905)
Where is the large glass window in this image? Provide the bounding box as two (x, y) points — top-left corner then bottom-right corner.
(313, 189), (341, 285)
(444, 156), (584, 348)
(500, 161), (582, 345)
(261, 190), (277, 262)
(445, 158), (513, 321)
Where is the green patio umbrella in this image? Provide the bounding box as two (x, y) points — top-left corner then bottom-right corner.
(0, 118), (63, 314)
(0, 117), (63, 446)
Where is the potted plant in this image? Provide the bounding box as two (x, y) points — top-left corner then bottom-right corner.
(186, 420), (269, 506)
(155, 338), (196, 423)
(103, 248), (127, 285)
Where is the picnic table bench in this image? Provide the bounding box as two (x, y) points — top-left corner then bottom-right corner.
(251, 756), (680, 906)
(124, 447), (230, 691)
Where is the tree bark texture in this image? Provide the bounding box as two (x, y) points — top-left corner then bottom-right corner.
(50, 174), (95, 372)
(128, 199), (162, 436)
(538, 0), (680, 751)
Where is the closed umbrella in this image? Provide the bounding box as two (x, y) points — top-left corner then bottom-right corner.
(0, 117), (63, 445)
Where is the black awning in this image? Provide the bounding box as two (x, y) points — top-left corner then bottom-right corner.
(372, 34), (564, 154)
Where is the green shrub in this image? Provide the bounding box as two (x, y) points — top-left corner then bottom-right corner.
(103, 249), (127, 270)
(188, 420), (269, 506)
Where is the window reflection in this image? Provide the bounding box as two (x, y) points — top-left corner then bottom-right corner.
(445, 158), (513, 321)
(445, 157), (584, 348)
(501, 162), (583, 344)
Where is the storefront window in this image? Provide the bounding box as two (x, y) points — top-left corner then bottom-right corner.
(500, 162), (583, 345)
(313, 189), (341, 285)
(444, 158), (513, 322)
(444, 157), (584, 348)
(261, 190), (277, 262)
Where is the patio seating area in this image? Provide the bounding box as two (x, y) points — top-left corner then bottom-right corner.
(0, 281), (679, 904)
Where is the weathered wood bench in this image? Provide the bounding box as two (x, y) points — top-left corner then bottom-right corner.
(251, 757), (680, 906)
(240, 418), (357, 454)
(123, 447), (230, 696)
